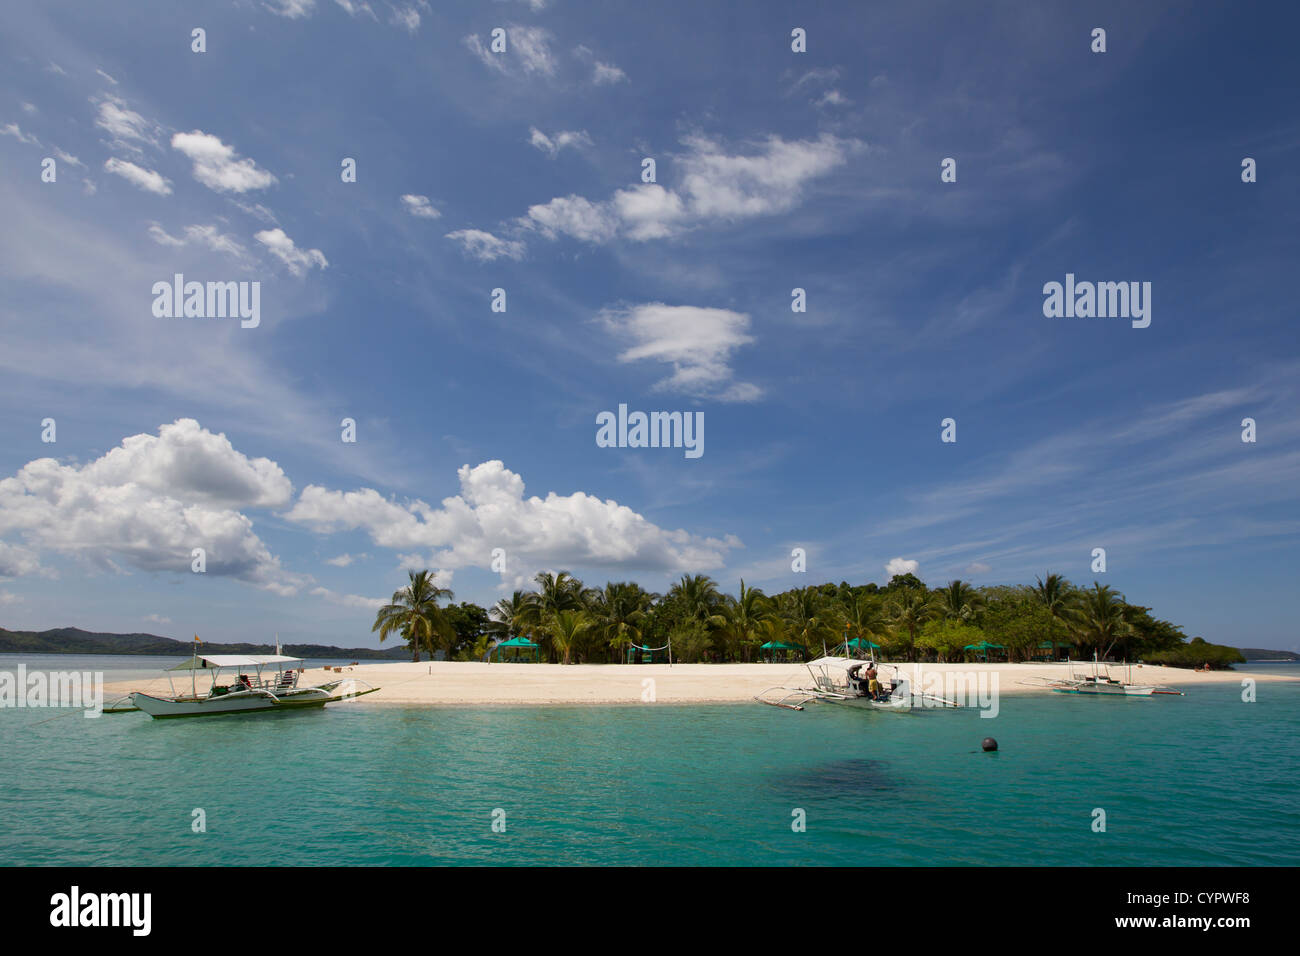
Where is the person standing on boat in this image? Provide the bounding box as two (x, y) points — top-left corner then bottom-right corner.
(864, 663), (880, 700)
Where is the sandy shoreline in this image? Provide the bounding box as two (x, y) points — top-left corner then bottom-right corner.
(102, 659), (1297, 707)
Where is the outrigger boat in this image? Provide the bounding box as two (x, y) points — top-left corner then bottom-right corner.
(755, 657), (959, 712)
(1021, 653), (1168, 697)
(109, 651), (379, 718)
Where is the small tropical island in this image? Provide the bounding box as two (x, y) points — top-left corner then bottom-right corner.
(370, 569), (1253, 670)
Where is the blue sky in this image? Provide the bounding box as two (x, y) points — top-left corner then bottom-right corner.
(1, 0), (1297, 651)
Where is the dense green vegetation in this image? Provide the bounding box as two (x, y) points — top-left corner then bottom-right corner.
(1145, 638), (1246, 670)
(372, 569), (1245, 667)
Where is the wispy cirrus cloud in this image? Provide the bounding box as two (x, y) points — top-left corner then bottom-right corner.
(0, 122), (41, 146)
(148, 222), (249, 261)
(599, 302), (762, 402)
(103, 157), (172, 195)
(445, 228), (525, 262)
(528, 126), (592, 158)
(93, 93), (159, 153)
(400, 194), (441, 219)
(508, 133), (861, 249)
(463, 24), (557, 77)
(266, 0), (318, 19)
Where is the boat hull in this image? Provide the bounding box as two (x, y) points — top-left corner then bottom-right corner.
(130, 690), (331, 718)
(1052, 683), (1155, 697)
(129, 681), (377, 719)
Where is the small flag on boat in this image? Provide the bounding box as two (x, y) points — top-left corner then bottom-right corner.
(194, 634), (201, 643)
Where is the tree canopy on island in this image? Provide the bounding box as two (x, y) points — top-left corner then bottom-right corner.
(371, 569), (1246, 668)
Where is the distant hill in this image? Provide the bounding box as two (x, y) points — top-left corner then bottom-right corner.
(0, 626), (409, 660)
(1236, 647), (1300, 661)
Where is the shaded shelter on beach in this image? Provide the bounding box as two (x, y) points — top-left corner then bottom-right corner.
(1035, 640), (1069, 662)
(760, 640), (804, 663)
(964, 640), (1005, 662)
(492, 636), (540, 662)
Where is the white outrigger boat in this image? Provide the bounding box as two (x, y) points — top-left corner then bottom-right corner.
(1021, 654), (1166, 697)
(755, 657), (958, 713)
(111, 652), (379, 718)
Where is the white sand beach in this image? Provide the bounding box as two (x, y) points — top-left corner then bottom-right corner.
(103, 659), (1297, 707)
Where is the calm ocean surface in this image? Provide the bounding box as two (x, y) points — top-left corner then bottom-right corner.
(2, 657), (1298, 866)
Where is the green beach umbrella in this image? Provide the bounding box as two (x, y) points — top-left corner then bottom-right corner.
(963, 640), (1005, 662)
(492, 636), (540, 662)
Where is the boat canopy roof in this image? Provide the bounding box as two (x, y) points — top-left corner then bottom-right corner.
(805, 655), (893, 671)
(806, 656), (860, 670)
(168, 654), (303, 671)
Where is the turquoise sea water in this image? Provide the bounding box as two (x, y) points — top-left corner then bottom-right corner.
(2, 659), (1298, 866)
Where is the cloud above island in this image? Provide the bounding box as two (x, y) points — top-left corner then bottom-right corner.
(0, 422), (740, 599)
(285, 459), (741, 588)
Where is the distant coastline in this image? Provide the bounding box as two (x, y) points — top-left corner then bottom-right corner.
(1236, 647), (1300, 661)
(0, 626), (407, 660)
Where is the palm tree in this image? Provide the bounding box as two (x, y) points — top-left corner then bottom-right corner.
(671, 574), (728, 627)
(934, 580), (983, 623)
(532, 571), (585, 615)
(840, 592), (887, 657)
(886, 589), (933, 661)
(372, 569), (455, 662)
(721, 580), (772, 661)
(1032, 572), (1079, 658)
(780, 587), (838, 657)
(546, 608), (592, 665)
(668, 574), (727, 658)
(1033, 573), (1077, 620)
(520, 572), (586, 661)
(755, 616), (794, 661)
(486, 590), (534, 657)
(489, 591), (531, 635)
(1073, 583), (1132, 660)
(588, 582), (654, 663)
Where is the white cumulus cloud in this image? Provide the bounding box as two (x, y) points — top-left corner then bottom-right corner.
(285, 460), (739, 587)
(522, 194), (618, 243)
(0, 420), (303, 595)
(885, 557), (920, 578)
(171, 130), (277, 194)
(255, 228), (328, 275)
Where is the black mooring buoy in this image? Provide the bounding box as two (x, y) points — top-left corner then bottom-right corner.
(981, 737), (998, 752)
